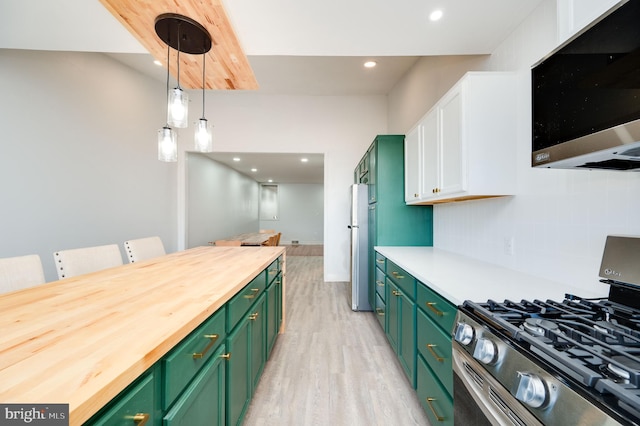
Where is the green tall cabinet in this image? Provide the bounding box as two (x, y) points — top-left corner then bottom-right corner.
(354, 135), (433, 311)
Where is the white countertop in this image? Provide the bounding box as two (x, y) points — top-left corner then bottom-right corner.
(375, 247), (610, 306)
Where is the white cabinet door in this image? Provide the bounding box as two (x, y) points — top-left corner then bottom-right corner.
(420, 110), (438, 199)
(438, 90), (463, 196)
(404, 125), (421, 203)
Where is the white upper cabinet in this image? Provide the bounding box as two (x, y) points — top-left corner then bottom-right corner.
(556, 0), (621, 45)
(405, 72), (517, 205)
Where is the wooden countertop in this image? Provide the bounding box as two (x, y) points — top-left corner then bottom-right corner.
(0, 246), (285, 425)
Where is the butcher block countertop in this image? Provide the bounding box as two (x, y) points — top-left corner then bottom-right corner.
(0, 246), (285, 425)
(375, 247), (609, 306)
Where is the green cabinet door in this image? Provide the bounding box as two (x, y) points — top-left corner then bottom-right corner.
(368, 203), (377, 309)
(86, 369), (159, 426)
(387, 278), (416, 387)
(226, 293), (267, 426)
(386, 278), (399, 354)
(398, 292), (416, 388)
(266, 272), (282, 358)
(226, 313), (251, 426)
(250, 294), (267, 391)
(163, 345), (226, 426)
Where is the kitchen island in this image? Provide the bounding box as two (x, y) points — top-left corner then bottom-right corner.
(0, 246), (285, 425)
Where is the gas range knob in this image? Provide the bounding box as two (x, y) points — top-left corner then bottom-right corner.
(454, 322), (474, 346)
(473, 338), (497, 364)
(515, 373), (546, 408)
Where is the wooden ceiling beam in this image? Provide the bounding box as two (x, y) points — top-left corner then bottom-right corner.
(99, 0), (258, 90)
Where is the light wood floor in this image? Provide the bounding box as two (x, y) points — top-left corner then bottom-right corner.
(244, 255), (431, 425)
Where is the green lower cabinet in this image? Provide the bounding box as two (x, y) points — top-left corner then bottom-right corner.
(417, 308), (453, 396)
(386, 279), (416, 387)
(417, 354), (453, 426)
(226, 293), (266, 426)
(85, 368), (159, 426)
(163, 345), (226, 426)
(265, 272), (282, 358)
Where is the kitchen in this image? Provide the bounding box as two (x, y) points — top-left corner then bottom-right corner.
(2, 0), (640, 424)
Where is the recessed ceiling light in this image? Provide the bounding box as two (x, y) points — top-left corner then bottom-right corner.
(364, 61), (377, 68)
(233, 157), (241, 162)
(301, 158), (309, 162)
(153, 59), (162, 66)
(429, 9), (443, 21)
(268, 179), (273, 183)
(251, 168), (257, 172)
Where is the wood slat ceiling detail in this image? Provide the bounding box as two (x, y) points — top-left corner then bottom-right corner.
(99, 0), (258, 90)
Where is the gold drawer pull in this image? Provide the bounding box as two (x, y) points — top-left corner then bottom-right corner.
(426, 398), (445, 421)
(391, 271), (405, 279)
(376, 280), (385, 287)
(427, 344), (444, 362)
(376, 259), (384, 264)
(376, 308), (385, 316)
(426, 302), (444, 317)
(192, 334), (219, 359)
(392, 290), (402, 297)
(243, 288), (260, 299)
(220, 352), (231, 360)
(132, 413), (149, 425)
(249, 311), (259, 320)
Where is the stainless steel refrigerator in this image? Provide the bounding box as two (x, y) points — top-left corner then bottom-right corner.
(348, 183), (371, 311)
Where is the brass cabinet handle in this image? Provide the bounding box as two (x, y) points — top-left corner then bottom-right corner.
(192, 334), (219, 359)
(243, 288), (260, 299)
(220, 353), (231, 360)
(426, 302), (444, 317)
(376, 280), (385, 287)
(376, 259), (384, 264)
(414, 193), (419, 197)
(249, 312), (259, 320)
(427, 344), (444, 362)
(391, 271), (405, 279)
(132, 413), (149, 425)
(376, 308), (385, 316)
(392, 290), (402, 297)
(426, 398), (445, 421)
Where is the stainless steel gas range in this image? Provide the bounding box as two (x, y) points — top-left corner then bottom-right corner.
(452, 236), (640, 426)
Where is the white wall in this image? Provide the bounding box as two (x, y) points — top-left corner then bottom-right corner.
(186, 153), (259, 247)
(389, 0), (640, 291)
(190, 93), (387, 280)
(0, 49), (177, 282)
(260, 183), (324, 244)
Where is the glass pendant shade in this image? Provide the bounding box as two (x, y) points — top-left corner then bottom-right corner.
(158, 126), (178, 162)
(168, 87), (189, 128)
(194, 118), (213, 152)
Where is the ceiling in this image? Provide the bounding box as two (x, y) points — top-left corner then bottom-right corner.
(1, 0), (544, 183)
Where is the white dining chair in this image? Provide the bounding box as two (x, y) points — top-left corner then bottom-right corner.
(53, 244), (123, 280)
(0, 254), (46, 293)
(124, 236), (166, 263)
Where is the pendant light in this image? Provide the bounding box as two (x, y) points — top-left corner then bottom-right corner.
(155, 14), (213, 161)
(194, 51), (213, 152)
(158, 43), (177, 162)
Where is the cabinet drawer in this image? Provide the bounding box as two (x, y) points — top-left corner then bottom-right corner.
(163, 307), (227, 409)
(227, 270), (266, 331)
(417, 354), (453, 426)
(374, 252), (386, 271)
(386, 260), (415, 300)
(416, 282), (456, 333)
(374, 292), (385, 330)
(266, 257), (281, 285)
(375, 266), (386, 301)
(87, 372), (156, 426)
(417, 309), (453, 396)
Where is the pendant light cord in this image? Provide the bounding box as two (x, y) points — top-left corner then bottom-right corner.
(202, 51), (206, 119)
(176, 23), (182, 90)
(165, 42), (170, 126)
